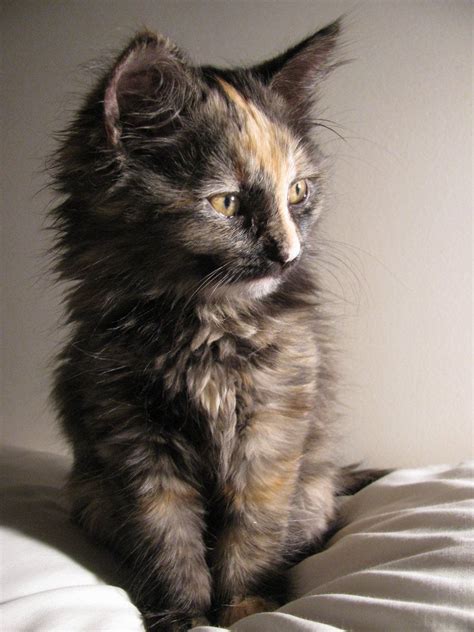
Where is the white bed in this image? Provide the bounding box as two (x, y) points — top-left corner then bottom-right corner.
(1, 447), (473, 631)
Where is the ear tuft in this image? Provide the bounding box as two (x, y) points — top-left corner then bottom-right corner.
(104, 31), (190, 147)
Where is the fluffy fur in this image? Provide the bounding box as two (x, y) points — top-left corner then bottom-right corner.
(50, 20), (377, 630)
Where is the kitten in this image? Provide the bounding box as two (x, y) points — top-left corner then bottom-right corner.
(51, 19), (379, 630)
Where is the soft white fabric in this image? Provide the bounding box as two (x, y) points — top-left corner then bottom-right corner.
(1, 448), (143, 631)
(1, 447), (473, 632)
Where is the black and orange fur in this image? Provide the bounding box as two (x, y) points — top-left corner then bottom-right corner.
(50, 20), (382, 630)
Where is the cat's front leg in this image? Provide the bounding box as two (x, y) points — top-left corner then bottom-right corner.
(285, 459), (338, 563)
(210, 455), (300, 626)
(70, 452), (211, 631)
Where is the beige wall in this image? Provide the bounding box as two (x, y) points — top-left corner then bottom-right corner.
(1, 0), (472, 466)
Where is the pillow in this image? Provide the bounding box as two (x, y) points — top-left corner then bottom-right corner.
(1, 447), (143, 631)
(2, 447), (473, 631)
(211, 461), (474, 632)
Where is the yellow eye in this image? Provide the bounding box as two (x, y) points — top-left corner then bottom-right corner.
(208, 193), (240, 217)
(288, 179), (308, 205)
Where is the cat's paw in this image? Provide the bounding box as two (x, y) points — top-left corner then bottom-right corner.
(217, 596), (278, 626)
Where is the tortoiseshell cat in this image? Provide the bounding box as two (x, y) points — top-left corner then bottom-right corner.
(51, 19), (381, 630)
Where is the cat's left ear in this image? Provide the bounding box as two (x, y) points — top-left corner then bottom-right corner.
(103, 31), (195, 148)
(253, 19), (341, 111)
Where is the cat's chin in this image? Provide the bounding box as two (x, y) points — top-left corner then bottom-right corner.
(238, 276), (281, 299)
(206, 276), (281, 301)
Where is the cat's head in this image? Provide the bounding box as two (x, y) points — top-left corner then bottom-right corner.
(53, 21), (340, 305)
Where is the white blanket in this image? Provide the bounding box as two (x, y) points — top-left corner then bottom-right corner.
(1, 447), (473, 631)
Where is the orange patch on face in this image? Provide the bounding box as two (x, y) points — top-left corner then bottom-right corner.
(217, 78), (301, 260)
(217, 79), (287, 185)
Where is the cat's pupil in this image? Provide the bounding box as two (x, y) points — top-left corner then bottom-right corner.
(224, 195), (232, 208)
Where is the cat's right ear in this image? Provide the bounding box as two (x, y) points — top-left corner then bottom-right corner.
(103, 31), (193, 148)
(252, 20), (341, 115)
